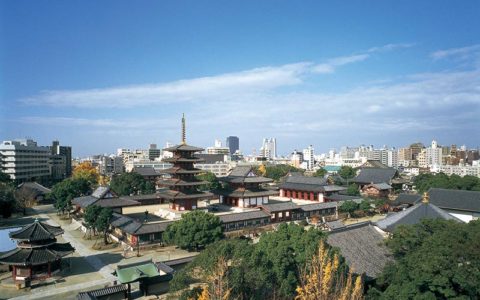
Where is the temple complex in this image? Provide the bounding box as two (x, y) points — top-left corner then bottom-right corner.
(0, 220), (74, 286)
(157, 114), (213, 211)
(217, 166), (277, 207)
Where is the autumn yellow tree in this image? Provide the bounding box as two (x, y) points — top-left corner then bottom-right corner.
(72, 161), (100, 186)
(296, 240), (363, 300)
(197, 256), (232, 300)
(257, 164), (267, 177)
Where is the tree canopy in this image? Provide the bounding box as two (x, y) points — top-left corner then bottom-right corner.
(346, 183), (360, 196)
(196, 171), (221, 191)
(313, 168), (327, 178)
(163, 210), (223, 251)
(171, 223), (328, 299)
(72, 161), (100, 187)
(414, 173), (480, 193)
(368, 219), (480, 299)
(0, 177), (15, 218)
(50, 177), (92, 214)
(338, 166), (357, 180)
(339, 200), (359, 217)
(109, 172), (155, 196)
(255, 164), (303, 181)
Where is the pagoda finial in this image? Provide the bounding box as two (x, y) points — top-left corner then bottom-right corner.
(181, 113), (186, 145)
(422, 192), (429, 203)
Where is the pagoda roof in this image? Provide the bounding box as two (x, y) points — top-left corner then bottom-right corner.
(162, 157), (205, 163)
(163, 144), (204, 152)
(0, 243), (74, 266)
(160, 167), (204, 175)
(158, 178), (208, 187)
(9, 220), (64, 242)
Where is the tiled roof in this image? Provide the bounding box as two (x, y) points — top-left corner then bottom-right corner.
(261, 201), (299, 213)
(217, 210), (270, 223)
(375, 202), (461, 232)
(0, 243), (74, 266)
(279, 175), (331, 192)
(17, 182), (51, 195)
(195, 154), (226, 164)
(77, 284), (127, 300)
(352, 168), (397, 184)
(298, 202), (338, 211)
(95, 198), (139, 208)
(229, 166), (253, 177)
(220, 166), (273, 184)
(326, 194), (363, 202)
(72, 195), (98, 208)
(325, 220), (345, 230)
(390, 193), (422, 206)
(92, 186), (111, 199)
(9, 220), (64, 242)
(428, 188), (480, 213)
(366, 183), (392, 190)
(163, 144), (204, 152)
(327, 222), (392, 279)
(132, 166), (159, 176)
(215, 188), (277, 198)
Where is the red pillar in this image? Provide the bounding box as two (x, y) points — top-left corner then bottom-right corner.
(310, 192), (314, 201)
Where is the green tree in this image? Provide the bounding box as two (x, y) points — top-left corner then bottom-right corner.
(256, 164), (303, 182)
(338, 166), (356, 180)
(84, 205), (102, 236)
(369, 219), (480, 299)
(50, 178), (91, 215)
(346, 183), (360, 196)
(414, 172), (480, 193)
(339, 201), (359, 218)
(313, 168), (327, 178)
(0, 180), (15, 218)
(96, 207), (113, 244)
(359, 199), (372, 212)
(109, 172), (155, 196)
(164, 210), (223, 250)
(196, 171), (221, 191)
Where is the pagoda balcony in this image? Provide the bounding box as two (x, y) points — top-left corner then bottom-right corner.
(161, 167), (204, 175)
(158, 179), (208, 187)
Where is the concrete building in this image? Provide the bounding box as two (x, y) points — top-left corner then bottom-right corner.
(148, 144), (161, 161)
(206, 139), (230, 155)
(226, 136), (239, 155)
(302, 145), (315, 170)
(0, 139), (51, 182)
(290, 150), (303, 168)
(260, 138), (277, 159)
(195, 154), (231, 177)
(49, 140), (72, 180)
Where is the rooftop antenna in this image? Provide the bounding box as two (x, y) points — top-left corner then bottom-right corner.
(181, 113), (186, 145)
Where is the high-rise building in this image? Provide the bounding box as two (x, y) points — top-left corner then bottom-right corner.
(290, 150), (304, 168)
(148, 144), (161, 161)
(303, 145), (315, 170)
(226, 136), (239, 155)
(50, 140), (72, 178)
(260, 138), (277, 159)
(0, 139), (51, 182)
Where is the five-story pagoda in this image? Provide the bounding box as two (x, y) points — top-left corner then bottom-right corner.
(158, 115), (213, 211)
(0, 219), (74, 286)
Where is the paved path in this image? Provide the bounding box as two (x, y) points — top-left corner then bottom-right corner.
(10, 209), (117, 300)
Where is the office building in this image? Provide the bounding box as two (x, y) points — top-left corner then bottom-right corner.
(226, 136), (239, 155)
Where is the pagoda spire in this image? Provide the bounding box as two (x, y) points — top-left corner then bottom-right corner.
(181, 113), (186, 145)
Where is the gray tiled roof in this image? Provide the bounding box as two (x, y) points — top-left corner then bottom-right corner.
(261, 201), (299, 213)
(352, 168), (398, 184)
(391, 193), (422, 206)
(95, 198), (139, 208)
(279, 175), (330, 192)
(229, 166), (253, 177)
(9, 220), (64, 242)
(163, 144), (204, 152)
(428, 188), (480, 213)
(92, 186), (111, 199)
(326, 194), (363, 202)
(72, 195), (98, 208)
(299, 202), (338, 211)
(132, 166), (159, 176)
(369, 183), (392, 190)
(325, 220), (345, 230)
(0, 243), (74, 266)
(17, 182), (51, 194)
(217, 210), (270, 223)
(327, 222), (392, 279)
(77, 284), (127, 300)
(375, 202), (461, 232)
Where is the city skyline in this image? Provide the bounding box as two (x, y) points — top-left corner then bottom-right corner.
(1, 1), (480, 156)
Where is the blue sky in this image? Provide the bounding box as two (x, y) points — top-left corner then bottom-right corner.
(1, 1), (479, 157)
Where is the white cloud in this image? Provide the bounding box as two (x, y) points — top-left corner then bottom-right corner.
(431, 44), (480, 61)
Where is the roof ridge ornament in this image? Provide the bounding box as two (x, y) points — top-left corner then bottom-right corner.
(181, 113), (186, 145)
(422, 192), (429, 203)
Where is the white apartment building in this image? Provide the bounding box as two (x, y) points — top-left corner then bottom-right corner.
(302, 145), (315, 170)
(260, 138), (277, 159)
(0, 139), (51, 181)
(431, 164), (480, 178)
(206, 139), (230, 155)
